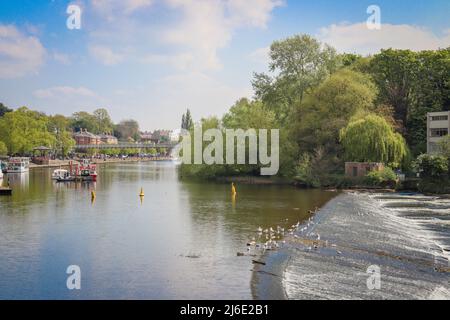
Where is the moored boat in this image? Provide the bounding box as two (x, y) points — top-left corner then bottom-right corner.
(0, 160), (6, 174)
(52, 169), (68, 180)
(79, 160), (97, 182)
(56, 160), (98, 183)
(56, 175), (76, 182)
(55, 169), (76, 182)
(6, 158), (30, 173)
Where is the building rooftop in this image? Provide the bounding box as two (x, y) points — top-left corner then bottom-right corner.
(73, 129), (100, 138)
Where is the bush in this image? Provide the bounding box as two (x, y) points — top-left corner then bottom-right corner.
(418, 180), (450, 194)
(319, 174), (365, 188)
(364, 167), (397, 187)
(414, 154), (448, 179)
(438, 135), (450, 158)
(294, 153), (320, 188)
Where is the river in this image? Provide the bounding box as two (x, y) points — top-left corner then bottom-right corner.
(0, 161), (336, 299)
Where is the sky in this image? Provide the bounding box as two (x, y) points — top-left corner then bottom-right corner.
(0, 0), (449, 131)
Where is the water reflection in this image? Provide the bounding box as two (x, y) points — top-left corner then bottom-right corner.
(0, 162), (337, 299)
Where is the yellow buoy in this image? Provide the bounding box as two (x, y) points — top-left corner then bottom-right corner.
(139, 187), (145, 197)
(231, 183), (237, 196)
(91, 191), (96, 204)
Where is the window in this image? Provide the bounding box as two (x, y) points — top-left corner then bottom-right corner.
(431, 115), (448, 121)
(352, 167), (358, 177)
(430, 128), (448, 137)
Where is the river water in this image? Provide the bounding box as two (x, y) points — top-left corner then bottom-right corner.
(0, 161), (336, 299)
(255, 192), (450, 300)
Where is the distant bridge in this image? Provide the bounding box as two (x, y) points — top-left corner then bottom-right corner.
(75, 142), (178, 150)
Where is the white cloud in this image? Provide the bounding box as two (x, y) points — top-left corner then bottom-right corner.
(33, 86), (97, 99)
(0, 24), (46, 78)
(92, 0), (154, 19)
(89, 45), (124, 65)
(227, 0), (284, 28)
(86, 0), (282, 71)
(124, 0), (154, 13)
(163, 0), (232, 70)
(161, 0), (283, 71)
(318, 23), (450, 55)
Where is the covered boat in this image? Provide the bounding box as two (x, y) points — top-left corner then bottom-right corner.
(6, 157), (30, 173)
(52, 169), (69, 180)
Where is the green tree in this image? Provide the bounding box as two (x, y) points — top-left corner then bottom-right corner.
(181, 114), (186, 129)
(292, 69), (378, 173)
(99, 148), (110, 155)
(340, 113), (409, 168)
(415, 154), (448, 179)
(0, 107), (56, 155)
(93, 108), (114, 134)
(369, 49), (418, 129)
(438, 135), (450, 158)
(48, 115), (75, 156)
(253, 34), (340, 123)
(86, 148), (98, 157)
(115, 120), (140, 140)
(369, 48), (450, 155)
(222, 98), (276, 129)
(406, 48), (450, 154)
(181, 109), (194, 130)
(70, 111), (97, 133)
(0, 103), (12, 117)
(0, 141), (7, 155)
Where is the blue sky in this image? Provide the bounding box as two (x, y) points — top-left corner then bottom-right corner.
(0, 0), (449, 130)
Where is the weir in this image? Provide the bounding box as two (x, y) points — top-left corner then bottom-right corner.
(254, 192), (450, 300)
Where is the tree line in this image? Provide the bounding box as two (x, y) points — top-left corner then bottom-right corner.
(180, 34), (450, 190)
(0, 106), (142, 157)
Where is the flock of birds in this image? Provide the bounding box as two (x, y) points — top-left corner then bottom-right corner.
(239, 207), (323, 255)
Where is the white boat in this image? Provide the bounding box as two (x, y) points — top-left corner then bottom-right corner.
(52, 169), (68, 180)
(6, 157), (30, 173)
(0, 161), (3, 180)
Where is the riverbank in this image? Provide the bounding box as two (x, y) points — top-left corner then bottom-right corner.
(252, 191), (450, 300)
(28, 157), (173, 169)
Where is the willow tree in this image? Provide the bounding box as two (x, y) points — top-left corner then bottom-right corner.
(339, 113), (409, 167)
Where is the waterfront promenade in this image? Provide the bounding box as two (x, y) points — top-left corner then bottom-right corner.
(28, 157), (173, 169)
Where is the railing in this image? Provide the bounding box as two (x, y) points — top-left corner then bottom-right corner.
(75, 142), (178, 150)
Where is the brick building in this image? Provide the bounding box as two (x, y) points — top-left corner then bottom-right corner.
(345, 162), (385, 178)
(73, 129), (102, 145)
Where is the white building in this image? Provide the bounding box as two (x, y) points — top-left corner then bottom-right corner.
(427, 111), (450, 154)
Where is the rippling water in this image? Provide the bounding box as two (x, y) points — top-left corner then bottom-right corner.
(261, 192), (450, 300)
(0, 162), (336, 299)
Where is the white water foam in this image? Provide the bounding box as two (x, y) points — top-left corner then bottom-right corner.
(370, 193), (450, 264)
(283, 192), (450, 300)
